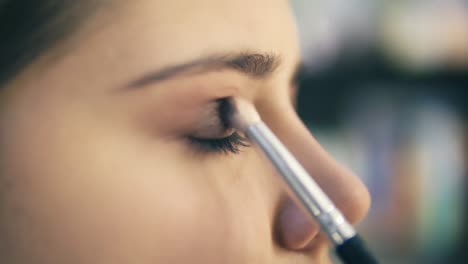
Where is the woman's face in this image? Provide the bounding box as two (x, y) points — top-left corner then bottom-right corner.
(0, 0), (370, 263)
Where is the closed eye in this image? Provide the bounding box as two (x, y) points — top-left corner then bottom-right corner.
(187, 132), (249, 154)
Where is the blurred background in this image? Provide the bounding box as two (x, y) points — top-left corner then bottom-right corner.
(291, 0), (467, 263)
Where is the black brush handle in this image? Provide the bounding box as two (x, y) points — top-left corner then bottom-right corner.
(336, 235), (379, 264)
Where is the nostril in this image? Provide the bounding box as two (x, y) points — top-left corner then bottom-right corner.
(275, 199), (320, 251)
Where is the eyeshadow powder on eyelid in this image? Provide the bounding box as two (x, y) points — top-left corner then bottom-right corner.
(190, 101), (234, 139)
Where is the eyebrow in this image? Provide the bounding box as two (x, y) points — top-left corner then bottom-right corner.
(125, 52), (282, 89)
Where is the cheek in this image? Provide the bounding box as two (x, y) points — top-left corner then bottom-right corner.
(1, 124), (217, 262)
(0, 101), (279, 263)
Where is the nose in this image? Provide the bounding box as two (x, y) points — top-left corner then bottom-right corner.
(266, 106), (371, 251)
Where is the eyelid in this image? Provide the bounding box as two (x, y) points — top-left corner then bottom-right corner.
(188, 132), (250, 154)
(186, 98), (250, 155)
(191, 98), (235, 139)
(191, 127), (235, 139)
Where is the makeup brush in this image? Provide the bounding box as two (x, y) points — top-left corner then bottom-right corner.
(228, 98), (378, 264)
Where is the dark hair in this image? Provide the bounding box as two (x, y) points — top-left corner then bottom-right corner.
(0, 1), (95, 87)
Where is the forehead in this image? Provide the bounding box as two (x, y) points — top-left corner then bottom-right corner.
(92, 1), (297, 66)
(26, 0), (300, 91)
(120, 0), (298, 51)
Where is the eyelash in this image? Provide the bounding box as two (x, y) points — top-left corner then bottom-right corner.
(188, 132), (250, 154)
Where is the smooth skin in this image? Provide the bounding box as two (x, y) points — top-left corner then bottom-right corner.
(0, 0), (370, 263)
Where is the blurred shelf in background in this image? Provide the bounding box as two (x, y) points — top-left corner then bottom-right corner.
(292, 1), (467, 263)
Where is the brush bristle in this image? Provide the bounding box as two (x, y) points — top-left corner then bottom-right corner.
(228, 98), (261, 131)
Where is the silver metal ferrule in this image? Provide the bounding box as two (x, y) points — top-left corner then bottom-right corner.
(245, 122), (356, 246)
